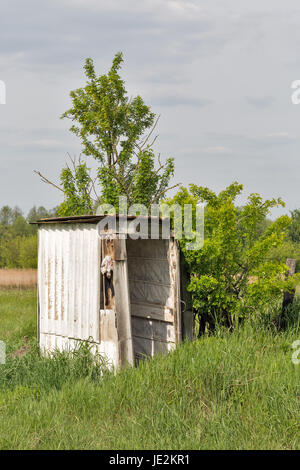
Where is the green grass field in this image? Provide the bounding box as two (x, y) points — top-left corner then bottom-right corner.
(0, 289), (299, 450)
(0, 289), (36, 345)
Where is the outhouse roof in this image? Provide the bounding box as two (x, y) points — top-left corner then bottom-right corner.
(34, 214), (169, 225)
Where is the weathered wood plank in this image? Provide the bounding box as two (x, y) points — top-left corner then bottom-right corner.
(130, 301), (174, 323)
(113, 238), (134, 367)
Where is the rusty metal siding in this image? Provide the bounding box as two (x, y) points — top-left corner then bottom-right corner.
(38, 223), (103, 355)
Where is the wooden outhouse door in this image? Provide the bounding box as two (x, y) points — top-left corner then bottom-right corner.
(126, 238), (182, 361)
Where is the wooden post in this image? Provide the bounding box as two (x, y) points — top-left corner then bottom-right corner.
(113, 237), (134, 367)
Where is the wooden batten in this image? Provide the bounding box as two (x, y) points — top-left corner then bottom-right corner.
(102, 236), (134, 367)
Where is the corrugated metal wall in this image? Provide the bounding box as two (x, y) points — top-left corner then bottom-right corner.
(38, 223), (112, 358)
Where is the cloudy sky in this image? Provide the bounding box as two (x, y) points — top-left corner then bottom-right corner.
(1, 0), (300, 216)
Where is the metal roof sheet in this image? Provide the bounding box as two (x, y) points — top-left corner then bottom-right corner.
(34, 214), (169, 225)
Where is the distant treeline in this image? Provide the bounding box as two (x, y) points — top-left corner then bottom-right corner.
(0, 205), (57, 269)
(1, 204), (300, 270)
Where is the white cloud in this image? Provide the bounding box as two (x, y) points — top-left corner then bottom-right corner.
(24, 139), (64, 149)
(202, 146), (232, 154)
(59, 0), (203, 17)
(266, 132), (290, 138)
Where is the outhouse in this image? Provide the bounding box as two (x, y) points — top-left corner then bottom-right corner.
(35, 214), (193, 369)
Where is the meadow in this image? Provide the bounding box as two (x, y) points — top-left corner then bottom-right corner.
(0, 269), (37, 290)
(0, 289), (299, 450)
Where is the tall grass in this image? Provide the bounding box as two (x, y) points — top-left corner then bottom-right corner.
(0, 269), (37, 290)
(0, 341), (109, 392)
(0, 290), (299, 450)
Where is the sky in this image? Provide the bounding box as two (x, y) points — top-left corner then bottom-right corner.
(1, 0), (300, 217)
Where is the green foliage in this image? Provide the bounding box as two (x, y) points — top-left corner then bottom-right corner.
(0, 235), (22, 268)
(58, 162), (93, 217)
(59, 53), (176, 215)
(27, 206), (57, 223)
(267, 239), (300, 271)
(0, 206), (23, 226)
(288, 208), (300, 242)
(266, 207), (300, 271)
(62, 53), (154, 166)
(0, 205), (56, 268)
(168, 182), (300, 331)
(18, 235), (38, 269)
